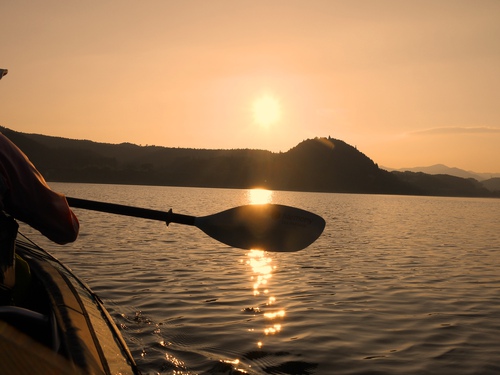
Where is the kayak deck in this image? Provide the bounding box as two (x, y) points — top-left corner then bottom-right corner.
(0, 239), (140, 375)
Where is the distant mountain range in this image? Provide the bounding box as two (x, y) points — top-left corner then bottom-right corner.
(2, 126), (499, 198)
(384, 164), (500, 193)
(384, 164), (500, 181)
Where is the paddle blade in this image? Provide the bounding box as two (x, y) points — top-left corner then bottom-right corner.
(194, 204), (325, 252)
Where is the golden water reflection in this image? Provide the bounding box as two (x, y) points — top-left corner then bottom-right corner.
(245, 249), (286, 348)
(247, 249), (273, 296)
(246, 188), (274, 205)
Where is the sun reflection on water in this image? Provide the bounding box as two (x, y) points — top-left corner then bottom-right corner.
(245, 249), (286, 348)
(248, 249), (274, 296)
(246, 188), (274, 205)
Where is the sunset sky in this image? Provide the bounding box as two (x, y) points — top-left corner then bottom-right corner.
(1, 1), (499, 172)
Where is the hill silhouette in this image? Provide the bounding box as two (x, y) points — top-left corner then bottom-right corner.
(482, 177), (500, 192)
(1, 126), (496, 198)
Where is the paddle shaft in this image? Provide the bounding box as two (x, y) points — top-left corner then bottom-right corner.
(66, 197), (194, 226)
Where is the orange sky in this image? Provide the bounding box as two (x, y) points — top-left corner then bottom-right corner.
(1, 1), (499, 172)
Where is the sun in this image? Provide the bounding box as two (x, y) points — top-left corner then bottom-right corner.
(252, 94), (281, 127)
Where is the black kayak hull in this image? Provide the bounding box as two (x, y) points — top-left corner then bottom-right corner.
(0, 239), (140, 375)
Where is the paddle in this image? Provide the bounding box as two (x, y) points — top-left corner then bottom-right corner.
(66, 197), (325, 252)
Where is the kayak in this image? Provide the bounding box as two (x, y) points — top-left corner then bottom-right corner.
(0, 238), (141, 375)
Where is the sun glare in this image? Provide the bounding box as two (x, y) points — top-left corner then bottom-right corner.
(247, 188), (273, 205)
(252, 94), (281, 127)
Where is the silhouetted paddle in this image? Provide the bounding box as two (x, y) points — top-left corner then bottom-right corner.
(66, 197), (325, 252)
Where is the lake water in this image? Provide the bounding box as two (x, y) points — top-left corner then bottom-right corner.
(19, 183), (500, 375)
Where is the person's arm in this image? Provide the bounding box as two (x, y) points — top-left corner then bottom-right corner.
(0, 133), (79, 244)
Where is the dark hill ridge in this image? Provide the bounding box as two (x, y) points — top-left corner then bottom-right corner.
(269, 138), (408, 193)
(481, 177), (500, 192)
(1, 126), (496, 197)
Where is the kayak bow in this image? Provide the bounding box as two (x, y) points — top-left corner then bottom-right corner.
(0, 239), (140, 375)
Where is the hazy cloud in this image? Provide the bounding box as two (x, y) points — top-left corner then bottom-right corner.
(411, 127), (500, 136)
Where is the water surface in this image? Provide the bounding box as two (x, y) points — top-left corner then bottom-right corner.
(20, 184), (500, 374)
